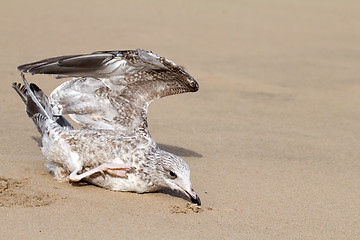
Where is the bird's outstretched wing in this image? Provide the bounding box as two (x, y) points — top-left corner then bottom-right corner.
(17, 49), (199, 133)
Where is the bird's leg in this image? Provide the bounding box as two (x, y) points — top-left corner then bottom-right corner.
(69, 163), (133, 182)
(102, 163), (134, 178)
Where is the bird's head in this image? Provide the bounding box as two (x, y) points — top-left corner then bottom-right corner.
(154, 150), (201, 206)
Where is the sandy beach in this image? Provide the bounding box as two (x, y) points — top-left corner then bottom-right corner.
(1, 0), (359, 239)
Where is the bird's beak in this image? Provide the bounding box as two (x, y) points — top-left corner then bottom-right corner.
(184, 187), (201, 206)
(175, 183), (201, 206)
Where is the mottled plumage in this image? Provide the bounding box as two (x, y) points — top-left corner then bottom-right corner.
(13, 49), (200, 205)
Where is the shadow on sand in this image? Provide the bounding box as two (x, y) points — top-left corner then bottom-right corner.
(158, 143), (203, 158)
(157, 187), (191, 203)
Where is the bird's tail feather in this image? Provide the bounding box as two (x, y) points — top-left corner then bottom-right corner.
(12, 74), (73, 135)
(31, 113), (49, 135)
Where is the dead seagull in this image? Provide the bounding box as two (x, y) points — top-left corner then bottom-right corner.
(13, 49), (201, 205)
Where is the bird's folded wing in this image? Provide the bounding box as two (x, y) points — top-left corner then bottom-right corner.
(18, 49), (199, 133)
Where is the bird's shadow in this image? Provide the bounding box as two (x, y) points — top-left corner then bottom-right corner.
(156, 187), (191, 202)
(72, 182), (193, 203)
(158, 143), (203, 158)
(32, 136), (42, 147)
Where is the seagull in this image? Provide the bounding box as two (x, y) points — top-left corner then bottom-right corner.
(13, 49), (201, 205)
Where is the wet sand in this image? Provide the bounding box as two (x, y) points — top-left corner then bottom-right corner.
(0, 0), (359, 239)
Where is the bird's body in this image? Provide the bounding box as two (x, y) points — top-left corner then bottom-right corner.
(41, 122), (157, 193)
(13, 49), (201, 205)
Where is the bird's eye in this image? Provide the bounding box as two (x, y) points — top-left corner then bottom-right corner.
(169, 171), (177, 179)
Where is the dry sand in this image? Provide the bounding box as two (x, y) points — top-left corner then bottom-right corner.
(1, 0), (359, 239)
